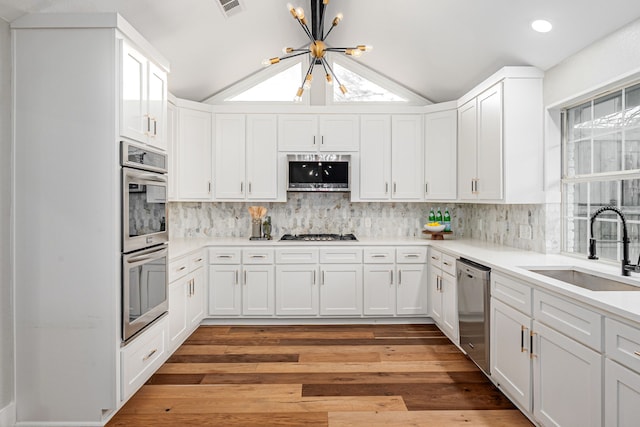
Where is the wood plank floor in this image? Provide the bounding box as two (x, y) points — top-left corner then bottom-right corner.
(107, 324), (533, 427)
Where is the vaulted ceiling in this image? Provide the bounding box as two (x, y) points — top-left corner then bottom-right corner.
(3, 0), (640, 103)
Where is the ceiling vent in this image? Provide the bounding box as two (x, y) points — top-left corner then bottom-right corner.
(217, 0), (244, 18)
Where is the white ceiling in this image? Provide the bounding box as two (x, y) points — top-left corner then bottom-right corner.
(3, 0), (640, 103)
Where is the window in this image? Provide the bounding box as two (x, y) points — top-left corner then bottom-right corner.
(331, 63), (408, 103)
(562, 83), (640, 262)
(226, 62), (303, 102)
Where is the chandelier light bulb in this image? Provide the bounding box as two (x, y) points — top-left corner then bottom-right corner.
(303, 74), (313, 89)
(294, 87), (304, 103)
(287, 3), (296, 18)
(332, 13), (343, 26)
(325, 73), (333, 85)
(295, 7), (305, 19)
(261, 58), (271, 67)
(339, 84), (348, 95)
(261, 57), (280, 67)
(282, 47), (294, 54)
(358, 45), (373, 52)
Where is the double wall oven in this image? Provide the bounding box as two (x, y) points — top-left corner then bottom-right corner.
(121, 141), (169, 344)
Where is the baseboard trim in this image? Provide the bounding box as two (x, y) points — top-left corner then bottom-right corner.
(15, 422), (103, 427)
(0, 401), (16, 427)
(201, 317), (434, 326)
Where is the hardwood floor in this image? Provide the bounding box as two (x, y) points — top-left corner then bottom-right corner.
(107, 324), (533, 426)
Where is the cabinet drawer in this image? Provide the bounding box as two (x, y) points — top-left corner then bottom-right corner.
(441, 254), (456, 276)
(534, 290), (602, 351)
(605, 318), (640, 373)
(491, 272), (532, 316)
(169, 256), (190, 283)
(189, 251), (206, 270)
(243, 248), (275, 264)
(320, 248), (363, 264)
(276, 248), (319, 264)
(396, 247), (427, 263)
(364, 247), (395, 263)
(208, 248), (241, 264)
(428, 249), (442, 269)
(121, 317), (167, 401)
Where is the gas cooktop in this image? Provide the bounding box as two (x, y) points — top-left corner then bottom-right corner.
(280, 233), (358, 242)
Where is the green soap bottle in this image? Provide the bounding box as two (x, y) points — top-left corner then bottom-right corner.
(428, 208), (435, 223)
(435, 207), (443, 223)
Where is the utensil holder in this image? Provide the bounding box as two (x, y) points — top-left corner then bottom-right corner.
(251, 218), (262, 238)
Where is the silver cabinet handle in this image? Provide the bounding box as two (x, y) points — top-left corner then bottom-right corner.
(530, 331), (538, 359)
(218, 255), (232, 259)
(142, 348), (157, 362)
(425, 183), (428, 194)
(321, 270), (325, 285)
(398, 270), (402, 285)
(194, 258), (203, 263)
(405, 254), (420, 258)
(250, 255), (267, 258)
(235, 270), (239, 285)
(372, 254), (386, 258)
(244, 270), (247, 285)
(431, 255), (439, 260)
(313, 270), (316, 285)
(521, 326), (528, 353)
(313, 135), (316, 145)
(385, 183), (389, 194)
(240, 182), (244, 192)
(248, 182), (252, 194)
(321, 135), (324, 145)
(471, 180), (474, 193)
(393, 182), (397, 194)
(390, 270), (393, 285)
(634, 351), (640, 357)
(443, 261), (451, 266)
(208, 181), (211, 193)
(192, 279), (195, 296)
(178, 266), (187, 272)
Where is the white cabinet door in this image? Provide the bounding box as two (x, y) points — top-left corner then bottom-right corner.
(177, 107), (212, 199)
(320, 264), (363, 316)
(167, 101), (178, 200)
(532, 320), (602, 427)
(187, 267), (205, 327)
(168, 275), (188, 351)
(491, 298), (532, 412)
(243, 265), (275, 316)
(457, 99), (477, 200)
(605, 358), (640, 427)
(428, 268), (443, 324)
(147, 62), (167, 150)
(440, 271), (458, 341)
(424, 110), (457, 200)
(120, 41), (148, 143)
(359, 115), (391, 200)
(319, 115), (359, 151)
(396, 264), (428, 315)
(278, 115), (318, 151)
(215, 114), (246, 199)
(476, 83), (503, 200)
(246, 115), (278, 200)
(363, 264), (395, 316)
(208, 265), (241, 315)
(391, 115), (423, 200)
(276, 265), (319, 315)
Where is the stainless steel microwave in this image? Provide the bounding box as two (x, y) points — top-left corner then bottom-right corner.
(287, 154), (351, 192)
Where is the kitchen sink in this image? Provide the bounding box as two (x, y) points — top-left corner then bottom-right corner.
(526, 267), (640, 291)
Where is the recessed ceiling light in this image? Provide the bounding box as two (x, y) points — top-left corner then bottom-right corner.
(531, 19), (553, 33)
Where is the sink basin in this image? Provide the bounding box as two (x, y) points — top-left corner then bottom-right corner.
(527, 268), (640, 291)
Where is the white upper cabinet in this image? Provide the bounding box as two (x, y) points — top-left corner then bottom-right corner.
(215, 114), (279, 201)
(424, 110), (457, 200)
(360, 115), (391, 199)
(360, 115), (423, 201)
(391, 115), (424, 200)
(278, 115), (359, 152)
(215, 114), (246, 199)
(246, 115), (279, 200)
(176, 104), (213, 200)
(120, 40), (167, 150)
(457, 69), (544, 203)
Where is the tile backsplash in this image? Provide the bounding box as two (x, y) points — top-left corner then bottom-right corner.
(169, 193), (559, 253)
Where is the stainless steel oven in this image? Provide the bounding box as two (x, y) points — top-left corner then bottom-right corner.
(122, 142), (168, 254)
(121, 141), (169, 343)
(122, 244), (169, 343)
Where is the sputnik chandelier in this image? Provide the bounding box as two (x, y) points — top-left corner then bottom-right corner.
(261, 0), (372, 102)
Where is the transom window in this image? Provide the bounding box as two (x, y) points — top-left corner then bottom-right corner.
(562, 82), (640, 262)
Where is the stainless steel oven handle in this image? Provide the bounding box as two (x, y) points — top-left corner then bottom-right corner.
(127, 247), (168, 264)
(134, 173), (167, 182)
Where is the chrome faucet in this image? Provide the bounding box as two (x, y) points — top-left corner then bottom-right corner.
(588, 206), (639, 276)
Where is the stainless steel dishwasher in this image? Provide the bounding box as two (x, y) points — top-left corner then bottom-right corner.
(457, 258), (491, 375)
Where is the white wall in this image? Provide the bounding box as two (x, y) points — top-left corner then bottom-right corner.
(544, 17), (640, 108)
(0, 17), (15, 426)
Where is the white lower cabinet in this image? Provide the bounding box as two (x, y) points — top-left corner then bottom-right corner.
(605, 358), (640, 427)
(428, 249), (458, 341)
(363, 264), (395, 316)
(242, 264), (275, 316)
(320, 264), (363, 316)
(168, 251), (205, 351)
(187, 266), (205, 326)
(208, 264), (242, 315)
(532, 320), (602, 427)
(168, 275), (188, 349)
(276, 264), (319, 316)
(396, 263), (428, 315)
(491, 297), (532, 412)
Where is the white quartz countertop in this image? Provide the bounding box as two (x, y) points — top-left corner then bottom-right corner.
(169, 236), (640, 325)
